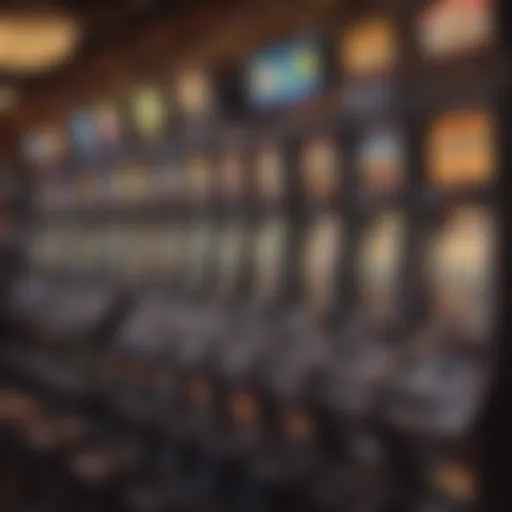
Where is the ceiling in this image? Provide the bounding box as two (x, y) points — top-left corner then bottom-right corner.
(0, 0), (344, 155)
(0, 0), (208, 89)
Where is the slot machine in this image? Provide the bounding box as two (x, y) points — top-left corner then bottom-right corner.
(380, 112), (498, 510)
(351, 1), (502, 510)
(311, 12), (410, 498)
(203, 136), (296, 510)
(200, 34), (346, 511)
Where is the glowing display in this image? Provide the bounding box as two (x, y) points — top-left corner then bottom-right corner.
(342, 17), (397, 74)
(418, 0), (494, 57)
(246, 35), (325, 109)
(428, 207), (494, 338)
(427, 110), (495, 188)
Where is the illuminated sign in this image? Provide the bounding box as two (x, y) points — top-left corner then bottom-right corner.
(342, 17), (397, 75)
(427, 110), (495, 188)
(418, 0), (494, 57)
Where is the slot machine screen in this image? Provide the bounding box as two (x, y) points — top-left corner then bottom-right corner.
(131, 86), (166, 140)
(300, 136), (340, 200)
(301, 214), (343, 314)
(217, 222), (245, 299)
(358, 129), (405, 193)
(254, 218), (287, 302)
(69, 110), (97, 158)
(185, 220), (213, 291)
(427, 206), (494, 341)
(341, 16), (398, 76)
(426, 110), (496, 189)
(95, 102), (122, 149)
(219, 150), (244, 200)
(358, 213), (405, 323)
(245, 35), (325, 110)
(417, 0), (494, 58)
(255, 143), (285, 202)
(186, 156), (211, 205)
(176, 69), (213, 116)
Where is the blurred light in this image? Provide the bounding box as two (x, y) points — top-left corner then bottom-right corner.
(0, 13), (81, 75)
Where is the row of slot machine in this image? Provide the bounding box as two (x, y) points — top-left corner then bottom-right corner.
(18, 0), (506, 508)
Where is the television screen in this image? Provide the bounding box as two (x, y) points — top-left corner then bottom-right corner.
(245, 35), (325, 109)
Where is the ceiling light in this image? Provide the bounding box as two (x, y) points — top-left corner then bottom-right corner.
(0, 12), (82, 75)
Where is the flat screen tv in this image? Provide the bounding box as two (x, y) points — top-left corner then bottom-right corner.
(245, 34), (326, 110)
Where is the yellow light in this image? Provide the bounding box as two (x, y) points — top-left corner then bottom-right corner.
(0, 13), (81, 75)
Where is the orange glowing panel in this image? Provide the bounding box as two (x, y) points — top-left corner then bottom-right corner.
(342, 17), (398, 75)
(426, 111), (495, 188)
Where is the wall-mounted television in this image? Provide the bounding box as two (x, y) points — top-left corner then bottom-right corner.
(245, 34), (326, 110)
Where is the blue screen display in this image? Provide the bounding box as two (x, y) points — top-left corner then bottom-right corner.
(69, 111), (96, 156)
(246, 35), (325, 109)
